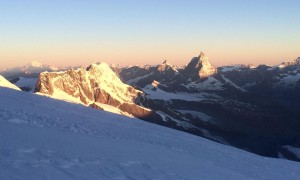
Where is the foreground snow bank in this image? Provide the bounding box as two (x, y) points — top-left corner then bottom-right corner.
(0, 75), (21, 91)
(0, 87), (299, 179)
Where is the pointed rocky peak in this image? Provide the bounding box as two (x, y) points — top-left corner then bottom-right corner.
(183, 51), (217, 80)
(157, 60), (178, 73)
(199, 51), (206, 58)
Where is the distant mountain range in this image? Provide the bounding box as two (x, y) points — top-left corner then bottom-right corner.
(0, 61), (71, 91)
(1, 61), (59, 79)
(1, 53), (300, 162)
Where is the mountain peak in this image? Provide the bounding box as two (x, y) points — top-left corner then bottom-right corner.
(199, 51), (205, 57)
(157, 60), (178, 73)
(183, 52), (217, 80)
(29, 61), (43, 67)
(278, 56), (300, 68)
(199, 51), (209, 62)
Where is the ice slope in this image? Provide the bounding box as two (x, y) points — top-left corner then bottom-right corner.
(0, 75), (21, 91)
(0, 87), (299, 180)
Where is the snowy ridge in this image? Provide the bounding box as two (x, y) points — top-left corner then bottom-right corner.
(143, 83), (220, 101)
(221, 75), (248, 92)
(127, 72), (154, 84)
(156, 110), (198, 129)
(36, 63), (141, 105)
(219, 65), (243, 72)
(0, 75), (21, 91)
(177, 110), (213, 123)
(277, 73), (300, 87)
(278, 57), (300, 68)
(157, 60), (179, 73)
(0, 87), (300, 179)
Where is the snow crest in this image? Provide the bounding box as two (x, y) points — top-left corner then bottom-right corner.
(0, 75), (21, 91)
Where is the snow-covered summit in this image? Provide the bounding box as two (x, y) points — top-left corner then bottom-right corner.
(35, 62), (156, 119)
(87, 62), (125, 84)
(23, 61), (58, 72)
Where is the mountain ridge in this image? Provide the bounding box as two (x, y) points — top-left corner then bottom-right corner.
(3, 52), (300, 162)
(35, 62), (162, 122)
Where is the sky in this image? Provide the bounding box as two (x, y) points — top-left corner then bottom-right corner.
(0, 0), (299, 69)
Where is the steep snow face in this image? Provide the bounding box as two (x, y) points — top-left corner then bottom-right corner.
(0, 75), (21, 91)
(0, 88), (300, 179)
(35, 63), (152, 118)
(87, 63), (140, 103)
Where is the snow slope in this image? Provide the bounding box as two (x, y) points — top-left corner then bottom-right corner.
(143, 82), (220, 101)
(0, 87), (299, 179)
(0, 75), (21, 91)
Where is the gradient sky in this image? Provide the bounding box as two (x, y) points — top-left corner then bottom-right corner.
(0, 0), (300, 69)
